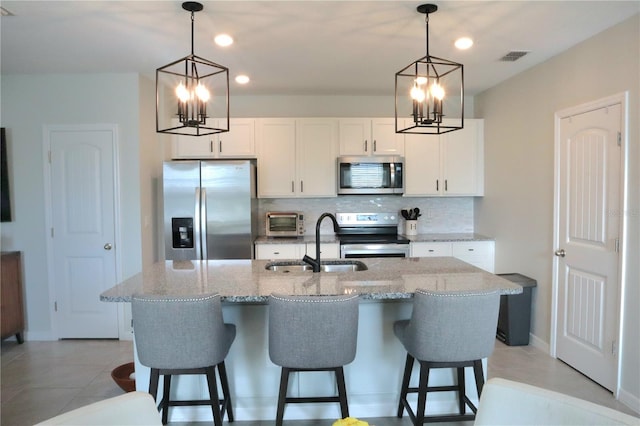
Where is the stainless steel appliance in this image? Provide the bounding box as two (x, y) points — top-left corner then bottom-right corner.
(337, 156), (404, 195)
(265, 211), (305, 237)
(337, 212), (410, 258)
(163, 159), (257, 260)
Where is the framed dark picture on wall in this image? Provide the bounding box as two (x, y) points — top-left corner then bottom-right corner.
(1, 128), (12, 222)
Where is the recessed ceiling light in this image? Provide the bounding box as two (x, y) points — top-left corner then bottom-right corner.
(235, 75), (250, 84)
(214, 34), (233, 47)
(455, 37), (473, 50)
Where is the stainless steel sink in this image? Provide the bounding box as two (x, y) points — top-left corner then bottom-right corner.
(265, 260), (367, 273)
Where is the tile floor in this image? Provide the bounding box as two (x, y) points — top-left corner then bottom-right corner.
(1, 338), (637, 425)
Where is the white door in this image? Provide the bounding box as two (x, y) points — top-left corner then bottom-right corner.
(555, 102), (621, 391)
(48, 126), (119, 338)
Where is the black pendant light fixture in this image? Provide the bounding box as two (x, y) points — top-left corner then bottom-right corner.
(156, 1), (229, 136)
(395, 4), (464, 135)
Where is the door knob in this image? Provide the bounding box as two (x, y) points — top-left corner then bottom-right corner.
(104, 243), (113, 250)
(554, 249), (565, 257)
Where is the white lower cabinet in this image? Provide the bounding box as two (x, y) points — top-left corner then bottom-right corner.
(255, 243), (305, 260)
(452, 241), (495, 273)
(305, 242), (340, 259)
(255, 242), (340, 260)
(410, 240), (495, 273)
(410, 242), (453, 257)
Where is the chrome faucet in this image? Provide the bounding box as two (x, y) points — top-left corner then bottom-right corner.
(302, 212), (340, 272)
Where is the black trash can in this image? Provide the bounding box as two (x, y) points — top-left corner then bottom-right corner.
(496, 273), (537, 346)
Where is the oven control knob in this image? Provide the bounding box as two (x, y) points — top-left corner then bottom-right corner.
(390, 215), (395, 220)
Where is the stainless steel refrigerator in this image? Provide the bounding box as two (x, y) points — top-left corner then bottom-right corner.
(163, 159), (257, 260)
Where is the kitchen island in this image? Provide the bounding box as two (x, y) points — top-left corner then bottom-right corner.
(101, 257), (521, 422)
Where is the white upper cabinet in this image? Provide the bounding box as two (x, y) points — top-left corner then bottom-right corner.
(338, 118), (404, 156)
(172, 118), (256, 159)
(257, 118), (338, 198)
(404, 118), (484, 196)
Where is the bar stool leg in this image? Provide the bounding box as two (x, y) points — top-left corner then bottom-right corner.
(205, 366), (223, 426)
(415, 361), (430, 425)
(217, 361), (234, 422)
(397, 353), (414, 418)
(335, 367), (349, 418)
(276, 368), (290, 426)
(458, 367), (466, 414)
(149, 368), (160, 402)
(161, 375), (171, 425)
(473, 359), (485, 397)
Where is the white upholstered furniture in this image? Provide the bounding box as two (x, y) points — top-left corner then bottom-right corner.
(474, 378), (640, 425)
(35, 391), (161, 425)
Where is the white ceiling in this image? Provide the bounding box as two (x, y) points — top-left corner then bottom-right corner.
(1, 1), (638, 96)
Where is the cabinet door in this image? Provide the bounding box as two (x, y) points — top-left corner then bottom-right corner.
(217, 118), (256, 158)
(306, 242), (340, 259)
(452, 241), (495, 273)
(296, 119), (338, 197)
(338, 118), (370, 155)
(257, 119), (297, 198)
(411, 242), (452, 257)
(404, 132), (441, 196)
(255, 243), (304, 260)
(371, 118), (404, 156)
(442, 119), (484, 195)
(173, 134), (215, 158)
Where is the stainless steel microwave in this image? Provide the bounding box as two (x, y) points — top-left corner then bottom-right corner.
(337, 156), (404, 195)
(266, 212), (305, 237)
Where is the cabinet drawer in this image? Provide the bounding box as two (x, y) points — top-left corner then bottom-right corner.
(306, 243), (340, 259)
(411, 242), (452, 257)
(255, 243), (304, 260)
(452, 241), (495, 272)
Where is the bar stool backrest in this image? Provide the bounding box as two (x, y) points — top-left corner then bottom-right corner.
(268, 293), (359, 369)
(132, 293), (232, 370)
(403, 289), (500, 362)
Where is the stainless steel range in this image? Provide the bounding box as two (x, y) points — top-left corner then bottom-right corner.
(336, 212), (410, 258)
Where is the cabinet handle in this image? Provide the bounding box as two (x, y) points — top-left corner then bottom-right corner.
(210, 140), (214, 153)
(274, 251), (280, 255)
(364, 140), (368, 152)
(291, 181), (295, 193)
(300, 181), (304, 192)
(436, 180), (439, 191)
(373, 140), (377, 152)
(428, 249), (434, 252)
(468, 248), (474, 251)
(445, 179), (448, 191)
(219, 140), (222, 153)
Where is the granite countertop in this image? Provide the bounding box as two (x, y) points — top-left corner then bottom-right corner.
(254, 233), (494, 244)
(100, 257), (521, 303)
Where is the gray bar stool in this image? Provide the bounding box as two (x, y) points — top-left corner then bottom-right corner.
(268, 293), (359, 426)
(132, 293), (235, 425)
(394, 289), (500, 425)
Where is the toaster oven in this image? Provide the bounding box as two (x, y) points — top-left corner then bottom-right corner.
(266, 212), (305, 237)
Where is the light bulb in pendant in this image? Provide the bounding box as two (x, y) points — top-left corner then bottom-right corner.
(176, 82), (190, 102)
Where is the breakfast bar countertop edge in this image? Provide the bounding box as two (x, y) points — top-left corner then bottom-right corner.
(100, 257), (522, 303)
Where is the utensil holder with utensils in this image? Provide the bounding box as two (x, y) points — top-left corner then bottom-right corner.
(401, 208), (421, 236)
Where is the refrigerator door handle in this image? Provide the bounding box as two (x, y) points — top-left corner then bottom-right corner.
(200, 187), (208, 260)
(194, 187), (202, 260)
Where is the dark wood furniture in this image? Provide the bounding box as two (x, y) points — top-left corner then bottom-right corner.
(1, 251), (24, 343)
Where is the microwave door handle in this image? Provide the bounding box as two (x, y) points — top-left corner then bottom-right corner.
(390, 162), (395, 188)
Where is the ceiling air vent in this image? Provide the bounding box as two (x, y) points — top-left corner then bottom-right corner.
(499, 51), (529, 62)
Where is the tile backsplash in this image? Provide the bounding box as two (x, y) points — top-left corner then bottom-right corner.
(258, 196), (473, 235)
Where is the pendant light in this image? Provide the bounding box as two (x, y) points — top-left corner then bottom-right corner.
(156, 1), (229, 136)
(395, 4), (464, 135)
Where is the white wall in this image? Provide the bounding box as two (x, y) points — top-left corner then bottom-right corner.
(0, 73), (145, 339)
(474, 15), (639, 410)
